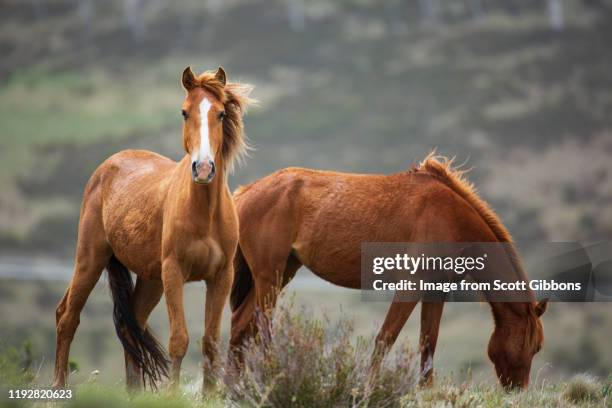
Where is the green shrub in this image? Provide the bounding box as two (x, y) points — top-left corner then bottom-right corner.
(223, 303), (418, 408)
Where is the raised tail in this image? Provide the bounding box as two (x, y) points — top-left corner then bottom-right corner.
(106, 255), (169, 388)
(230, 245), (253, 312)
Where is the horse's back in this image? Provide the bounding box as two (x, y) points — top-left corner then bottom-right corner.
(96, 148), (174, 187)
(233, 167), (411, 286)
(234, 166), (496, 287)
(97, 149), (176, 182)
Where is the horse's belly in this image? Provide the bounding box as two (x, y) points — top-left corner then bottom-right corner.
(295, 242), (362, 289)
(308, 266), (362, 289)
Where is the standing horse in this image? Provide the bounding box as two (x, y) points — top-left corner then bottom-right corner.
(229, 154), (548, 389)
(53, 66), (253, 390)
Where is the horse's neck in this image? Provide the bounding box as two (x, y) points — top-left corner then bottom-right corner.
(178, 157), (228, 222)
(489, 301), (533, 324)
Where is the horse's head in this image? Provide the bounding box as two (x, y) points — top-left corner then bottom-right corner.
(181, 66), (253, 184)
(487, 300), (547, 390)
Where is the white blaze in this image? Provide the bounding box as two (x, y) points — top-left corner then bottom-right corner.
(192, 97), (214, 164)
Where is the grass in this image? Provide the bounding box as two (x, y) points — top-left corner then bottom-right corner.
(1, 381), (608, 408)
(0, 278), (611, 387)
(0, 303), (611, 407)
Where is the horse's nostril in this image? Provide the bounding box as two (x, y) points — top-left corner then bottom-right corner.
(210, 161), (216, 175)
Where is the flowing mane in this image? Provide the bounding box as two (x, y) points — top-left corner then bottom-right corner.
(417, 152), (514, 243)
(418, 152), (542, 347)
(195, 71), (255, 172)
(416, 153), (532, 287)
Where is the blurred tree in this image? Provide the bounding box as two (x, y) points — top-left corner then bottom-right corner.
(418, 0), (441, 23)
(287, 0), (306, 32)
(548, 0), (565, 31)
(31, 0), (47, 20)
(207, 0), (224, 15)
(123, 0), (147, 41)
(466, 0), (485, 18)
(383, 0), (408, 34)
(77, 0), (94, 45)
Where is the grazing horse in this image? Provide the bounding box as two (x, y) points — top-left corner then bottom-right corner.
(53, 66), (253, 390)
(229, 154), (548, 389)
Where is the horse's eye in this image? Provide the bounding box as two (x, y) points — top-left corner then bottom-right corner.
(218, 111), (226, 121)
(181, 109), (188, 120)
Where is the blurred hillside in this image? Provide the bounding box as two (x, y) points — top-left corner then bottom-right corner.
(0, 0), (612, 257)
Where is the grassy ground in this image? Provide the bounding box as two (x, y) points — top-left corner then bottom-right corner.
(0, 276), (610, 393)
(2, 376), (610, 407)
(50, 379), (609, 408)
(0, 296), (611, 407)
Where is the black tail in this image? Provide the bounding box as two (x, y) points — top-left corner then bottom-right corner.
(230, 246), (253, 311)
(107, 255), (169, 388)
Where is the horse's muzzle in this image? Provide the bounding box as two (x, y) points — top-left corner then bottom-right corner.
(192, 159), (215, 184)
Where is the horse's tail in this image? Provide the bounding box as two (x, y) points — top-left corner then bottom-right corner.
(230, 245), (253, 312)
(106, 255), (169, 388)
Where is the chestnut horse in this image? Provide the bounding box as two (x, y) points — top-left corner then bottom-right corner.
(229, 154), (548, 389)
(53, 67), (253, 390)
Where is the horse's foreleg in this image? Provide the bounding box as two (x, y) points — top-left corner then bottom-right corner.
(253, 256), (297, 335)
(161, 258), (188, 388)
(229, 286), (257, 352)
(419, 302), (444, 386)
(229, 256), (299, 365)
(202, 264), (233, 393)
(124, 277), (164, 390)
(372, 297), (419, 368)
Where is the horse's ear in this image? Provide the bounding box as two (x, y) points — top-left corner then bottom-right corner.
(182, 66), (196, 90)
(215, 66), (227, 87)
(535, 299), (548, 316)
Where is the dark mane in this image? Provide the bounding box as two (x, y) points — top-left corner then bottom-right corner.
(196, 71), (255, 172)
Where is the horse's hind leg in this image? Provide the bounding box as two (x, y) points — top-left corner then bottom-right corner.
(419, 302), (444, 386)
(53, 207), (111, 388)
(124, 277), (164, 389)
